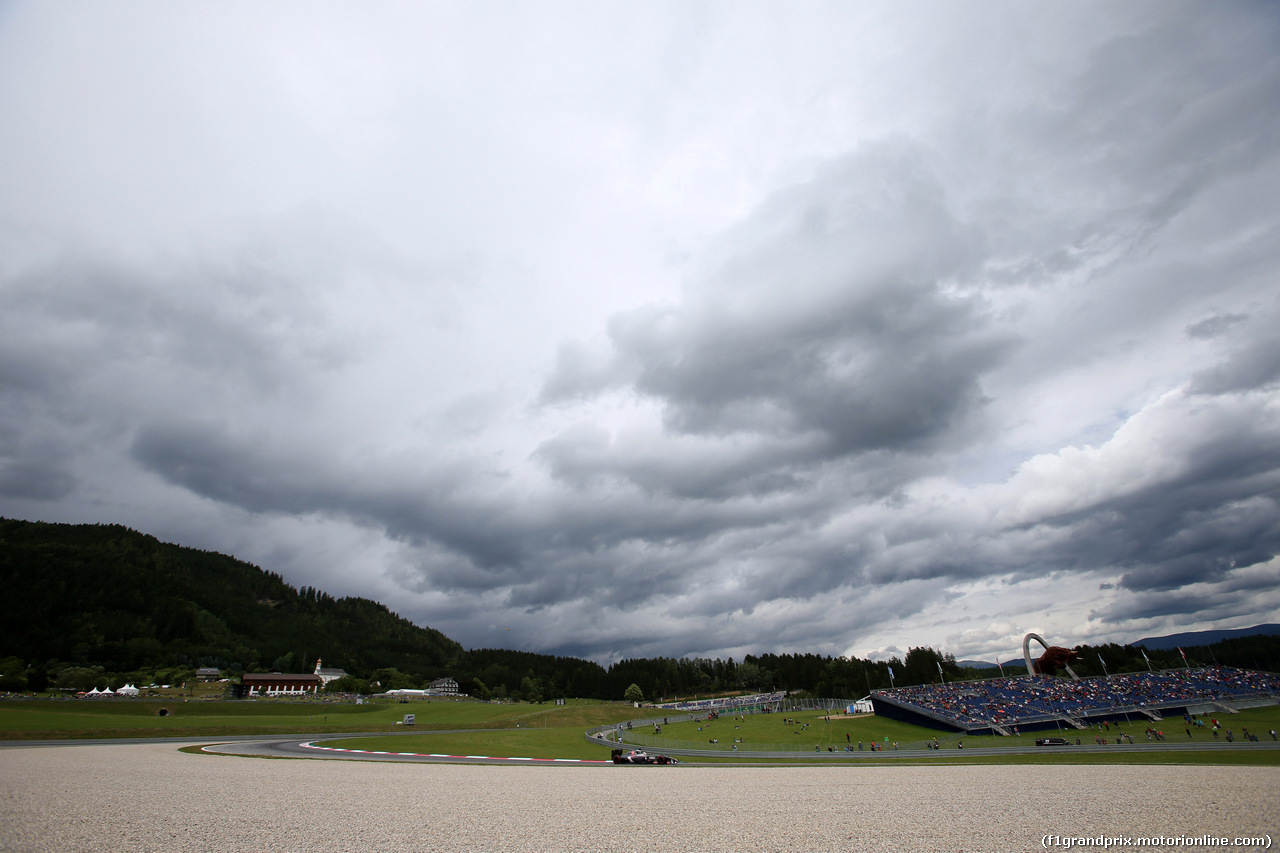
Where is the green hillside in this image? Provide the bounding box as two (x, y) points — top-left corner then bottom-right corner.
(0, 518), (462, 684)
(2, 517), (1276, 703)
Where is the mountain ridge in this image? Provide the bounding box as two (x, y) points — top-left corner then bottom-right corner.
(1132, 624), (1280, 651)
(3, 517), (1275, 699)
(0, 517), (463, 678)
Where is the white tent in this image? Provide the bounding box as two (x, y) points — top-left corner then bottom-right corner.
(116, 684), (139, 697)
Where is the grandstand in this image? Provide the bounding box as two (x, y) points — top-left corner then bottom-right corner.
(870, 666), (1280, 735)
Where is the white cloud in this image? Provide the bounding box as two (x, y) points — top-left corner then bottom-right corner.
(1, 1), (1278, 664)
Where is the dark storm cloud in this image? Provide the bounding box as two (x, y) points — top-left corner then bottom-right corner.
(3, 2), (1279, 663)
(1009, 11), (1280, 236)
(0, 457), (76, 501)
(0, 383), (79, 502)
(0, 247), (352, 403)
(542, 146), (1013, 491)
(1189, 333), (1280, 396)
(622, 281), (1003, 453)
(129, 420), (530, 572)
(1186, 313), (1248, 341)
(533, 423), (820, 500)
(1091, 563), (1280, 625)
(129, 414), (776, 611)
(997, 394), (1280, 577)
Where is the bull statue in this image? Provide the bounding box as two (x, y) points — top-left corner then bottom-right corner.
(1034, 646), (1080, 676)
(1022, 633), (1080, 679)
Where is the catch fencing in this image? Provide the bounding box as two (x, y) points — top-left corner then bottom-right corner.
(587, 697), (879, 754)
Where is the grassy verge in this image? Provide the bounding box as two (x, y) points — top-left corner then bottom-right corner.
(6, 695), (1276, 766)
(630, 705), (1280, 753)
(315, 706), (1280, 766)
(0, 696), (635, 740)
(314, 728), (619, 761)
(309, 732), (1280, 766)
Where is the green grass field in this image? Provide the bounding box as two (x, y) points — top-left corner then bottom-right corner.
(320, 705), (1280, 765)
(316, 726), (621, 761)
(0, 696), (636, 741)
(4, 696), (1277, 765)
(625, 705), (1280, 753)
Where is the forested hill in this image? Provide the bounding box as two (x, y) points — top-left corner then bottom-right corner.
(0, 518), (462, 679)
(4, 518), (1277, 702)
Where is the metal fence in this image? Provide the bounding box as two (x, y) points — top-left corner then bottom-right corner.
(588, 697), (882, 754)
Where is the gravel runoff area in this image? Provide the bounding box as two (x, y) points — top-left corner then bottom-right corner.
(1, 742), (1276, 853)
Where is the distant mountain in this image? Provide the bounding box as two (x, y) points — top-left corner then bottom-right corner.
(960, 626), (1280, 676)
(961, 659), (1032, 671)
(0, 517), (463, 678)
(1132, 624), (1280, 651)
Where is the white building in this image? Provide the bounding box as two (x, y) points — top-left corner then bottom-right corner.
(314, 659), (349, 687)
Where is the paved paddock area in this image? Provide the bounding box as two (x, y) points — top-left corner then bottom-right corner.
(1, 742), (1275, 852)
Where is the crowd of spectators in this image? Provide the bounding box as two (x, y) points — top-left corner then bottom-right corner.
(875, 667), (1280, 730)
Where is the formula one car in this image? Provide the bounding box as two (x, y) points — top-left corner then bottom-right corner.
(611, 749), (679, 765)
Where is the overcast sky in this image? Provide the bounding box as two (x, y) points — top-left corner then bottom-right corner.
(2, 2), (1278, 666)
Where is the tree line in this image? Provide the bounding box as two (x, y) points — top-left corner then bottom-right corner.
(0, 518), (460, 692)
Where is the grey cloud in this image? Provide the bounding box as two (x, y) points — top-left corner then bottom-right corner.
(129, 416), (749, 605)
(972, 14), (1280, 306)
(0, 387), (74, 502)
(1091, 590), (1228, 625)
(1190, 337), (1280, 396)
(0, 244), (356, 413)
(627, 282), (1004, 453)
(129, 421), (530, 572)
(1186, 313), (1248, 341)
(543, 146), (1012, 476)
(538, 339), (619, 403)
(0, 458), (77, 501)
(533, 424), (819, 500)
(1090, 564), (1280, 625)
(817, 387), (1280, 620)
(4, 3), (1280, 663)
(1007, 415), (1280, 595)
(0, 342), (68, 399)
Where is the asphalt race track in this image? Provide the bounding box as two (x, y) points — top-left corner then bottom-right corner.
(2, 738), (1276, 853)
(192, 730), (1280, 764)
(201, 736), (611, 764)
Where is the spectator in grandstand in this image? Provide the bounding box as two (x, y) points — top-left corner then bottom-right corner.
(872, 666), (1280, 732)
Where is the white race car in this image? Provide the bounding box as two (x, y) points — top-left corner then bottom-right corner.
(611, 749), (678, 765)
